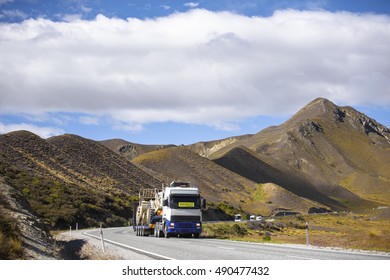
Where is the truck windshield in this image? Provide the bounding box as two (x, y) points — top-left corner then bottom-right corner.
(170, 195), (201, 209)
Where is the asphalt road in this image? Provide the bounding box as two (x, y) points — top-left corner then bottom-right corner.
(83, 227), (390, 260)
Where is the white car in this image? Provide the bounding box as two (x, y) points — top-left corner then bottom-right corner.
(255, 216), (263, 221)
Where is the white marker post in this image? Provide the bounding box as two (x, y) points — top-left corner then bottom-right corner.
(100, 223), (105, 253)
(76, 223), (78, 231)
(305, 222), (309, 246)
(69, 226), (72, 236)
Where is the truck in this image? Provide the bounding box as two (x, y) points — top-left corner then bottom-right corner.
(133, 181), (206, 238)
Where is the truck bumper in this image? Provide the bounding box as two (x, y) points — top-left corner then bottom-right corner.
(166, 220), (202, 234)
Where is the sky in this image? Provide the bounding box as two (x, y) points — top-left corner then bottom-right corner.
(0, 0), (389, 145)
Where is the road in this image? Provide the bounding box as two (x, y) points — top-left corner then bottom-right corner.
(82, 227), (390, 260)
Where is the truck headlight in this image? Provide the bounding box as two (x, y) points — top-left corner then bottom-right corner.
(196, 223), (201, 227)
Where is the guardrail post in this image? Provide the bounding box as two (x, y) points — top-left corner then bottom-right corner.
(305, 222), (309, 246)
(100, 222), (105, 253)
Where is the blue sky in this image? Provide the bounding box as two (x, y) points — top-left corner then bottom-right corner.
(0, 0), (389, 144)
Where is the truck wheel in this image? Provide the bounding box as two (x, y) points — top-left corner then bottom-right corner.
(155, 224), (159, 238)
(136, 227), (139, 236)
(164, 226), (170, 238)
(194, 233), (200, 238)
(157, 224), (162, 238)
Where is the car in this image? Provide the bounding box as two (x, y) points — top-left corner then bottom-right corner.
(255, 216), (263, 221)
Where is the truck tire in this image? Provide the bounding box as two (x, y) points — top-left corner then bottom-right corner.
(193, 233), (200, 238)
(156, 224), (162, 238)
(164, 226), (170, 238)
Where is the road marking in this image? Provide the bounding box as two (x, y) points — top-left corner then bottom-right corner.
(83, 231), (175, 260)
(288, 255), (317, 260)
(216, 246), (234, 250)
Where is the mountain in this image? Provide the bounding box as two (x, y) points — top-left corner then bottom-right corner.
(189, 98), (390, 210)
(99, 138), (175, 160)
(0, 131), (161, 229)
(132, 146), (328, 216)
(188, 135), (252, 158)
(1, 97), (389, 234)
(47, 134), (161, 191)
(0, 131), (160, 193)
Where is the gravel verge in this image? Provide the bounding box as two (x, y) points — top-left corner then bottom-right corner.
(55, 230), (153, 260)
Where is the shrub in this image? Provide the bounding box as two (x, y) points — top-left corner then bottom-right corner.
(263, 232), (271, 241)
(0, 215), (24, 259)
(232, 224), (248, 236)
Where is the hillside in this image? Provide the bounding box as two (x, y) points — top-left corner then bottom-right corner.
(188, 135), (252, 158)
(194, 98), (390, 210)
(0, 178), (56, 259)
(100, 138), (175, 160)
(132, 146), (328, 216)
(0, 131), (162, 229)
(47, 134), (161, 192)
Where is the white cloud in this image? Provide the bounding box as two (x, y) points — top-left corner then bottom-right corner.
(61, 13), (82, 22)
(184, 2), (199, 8)
(0, 0), (14, 5)
(81, 5), (92, 14)
(0, 9), (389, 132)
(0, 9), (28, 20)
(0, 122), (64, 138)
(79, 116), (99, 125)
(160, 5), (171, 10)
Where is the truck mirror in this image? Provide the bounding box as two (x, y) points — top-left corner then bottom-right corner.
(163, 199), (168, 206)
(202, 198), (207, 209)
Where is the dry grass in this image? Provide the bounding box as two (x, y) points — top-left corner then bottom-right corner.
(203, 212), (390, 252)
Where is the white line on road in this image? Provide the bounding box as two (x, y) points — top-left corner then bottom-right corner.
(216, 246), (235, 250)
(287, 255), (317, 260)
(83, 231), (175, 260)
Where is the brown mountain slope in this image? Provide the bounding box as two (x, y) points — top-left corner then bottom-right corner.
(132, 146), (328, 215)
(0, 131), (162, 228)
(100, 138), (175, 160)
(47, 134), (161, 192)
(208, 98), (390, 209)
(188, 135), (252, 158)
(0, 131), (160, 193)
(213, 145), (345, 209)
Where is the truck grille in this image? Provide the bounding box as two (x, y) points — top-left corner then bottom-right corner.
(171, 215), (200, 222)
(176, 223), (194, 228)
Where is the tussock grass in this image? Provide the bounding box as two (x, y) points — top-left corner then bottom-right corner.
(202, 212), (390, 252)
(0, 215), (24, 259)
